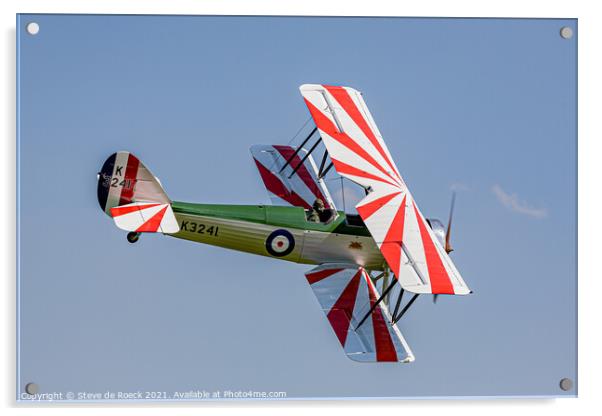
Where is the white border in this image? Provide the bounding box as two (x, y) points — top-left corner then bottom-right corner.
(3, 0), (598, 414)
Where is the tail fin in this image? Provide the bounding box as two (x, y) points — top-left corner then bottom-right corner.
(97, 151), (180, 234)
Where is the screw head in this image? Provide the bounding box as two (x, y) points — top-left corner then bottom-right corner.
(26, 22), (40, 35)
(24, 383), (38, 395)
(560, 26), (573, 39)
(559, 378), (573, 391)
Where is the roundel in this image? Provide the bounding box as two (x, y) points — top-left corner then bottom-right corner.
(265, 229), (295, 257)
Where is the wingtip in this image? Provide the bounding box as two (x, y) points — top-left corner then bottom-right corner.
(299, 83), (320, 92)
(402, 354), (415, 363)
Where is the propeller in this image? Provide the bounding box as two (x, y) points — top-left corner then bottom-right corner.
(434, 191), (457, 304)
(444, 191), (456, 254)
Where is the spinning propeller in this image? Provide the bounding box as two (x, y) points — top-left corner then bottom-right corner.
(445, 191), (456, 254)
(434, 191), (457, 304)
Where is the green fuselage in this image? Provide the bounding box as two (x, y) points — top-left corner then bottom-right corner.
(169, 201), (386, 269)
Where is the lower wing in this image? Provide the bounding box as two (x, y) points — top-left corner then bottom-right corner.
(305, 263), (414, 363)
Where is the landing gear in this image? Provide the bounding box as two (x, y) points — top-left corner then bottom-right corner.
(127, 232), (140, 243)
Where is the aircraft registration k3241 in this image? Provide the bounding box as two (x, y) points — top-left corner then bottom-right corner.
(97, 84), (471, 363)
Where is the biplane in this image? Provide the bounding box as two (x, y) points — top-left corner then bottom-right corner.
(97, 84), (471, 363)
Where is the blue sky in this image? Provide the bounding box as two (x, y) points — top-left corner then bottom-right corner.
(17, 15), (576, 399)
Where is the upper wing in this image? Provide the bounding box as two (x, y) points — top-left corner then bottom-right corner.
(250, 144), (336, 210)
(305, 263), (414, 362)
(300, 84), (470, 295)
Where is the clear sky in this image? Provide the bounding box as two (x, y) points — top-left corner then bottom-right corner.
(17, 14), (576, 399)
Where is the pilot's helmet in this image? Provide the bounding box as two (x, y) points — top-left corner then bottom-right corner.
(313, 198), (325, 210)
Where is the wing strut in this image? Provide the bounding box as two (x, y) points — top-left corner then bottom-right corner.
(317, 149), (329, 177)
(355, 277), (398, 331)
(279, 127), (317, 173)
(319, 162), (334, 179)
(371, 271), (385, 283)
(288, 136), (322, 178)
(392, 294), (420, 324)
(391, 288), (405, 319)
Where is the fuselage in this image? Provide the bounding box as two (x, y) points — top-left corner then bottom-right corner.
(170, 201), (386, 269)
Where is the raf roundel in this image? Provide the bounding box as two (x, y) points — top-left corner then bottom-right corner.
(266, 229), (295, 257)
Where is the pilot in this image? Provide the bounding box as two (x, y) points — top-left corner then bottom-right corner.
(308, 198), (325, 223)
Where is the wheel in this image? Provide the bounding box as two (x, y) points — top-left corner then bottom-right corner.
(127, 232), (140, 243)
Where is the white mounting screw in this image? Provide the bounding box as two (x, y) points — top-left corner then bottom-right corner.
(26, 22), (40, 35)
(560, 26), (573, 39)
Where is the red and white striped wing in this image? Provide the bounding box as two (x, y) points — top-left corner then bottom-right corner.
(250, 144), (336, 210)
(300, 85), (470, 295)
(110, 202), (179, 233)
(305, 264), (414, 363)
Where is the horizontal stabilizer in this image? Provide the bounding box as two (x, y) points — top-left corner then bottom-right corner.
(111, 202), (179, 233)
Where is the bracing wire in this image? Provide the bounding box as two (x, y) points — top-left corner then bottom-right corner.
(341, 177), (346, 213)
(259, 117), (362, 214)
(287, 116), (312, 146)
(265, 116), (312, 173)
